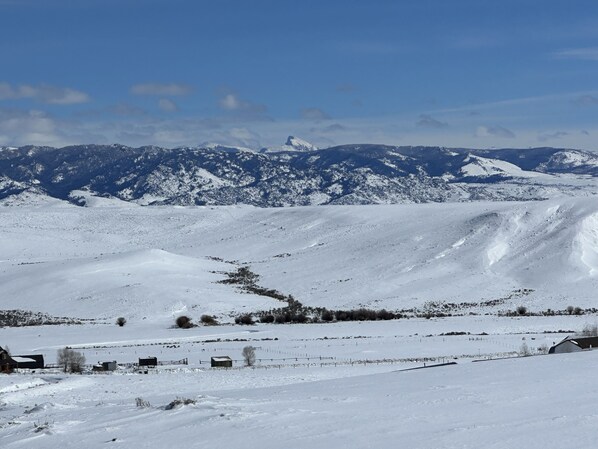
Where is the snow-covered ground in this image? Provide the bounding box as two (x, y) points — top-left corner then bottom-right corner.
(2, 196), (598, 320)
(2, 196), (598, 447)
(1, 316), (597, 448)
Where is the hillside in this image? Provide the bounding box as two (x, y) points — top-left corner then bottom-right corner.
(2, 196), (598, 321)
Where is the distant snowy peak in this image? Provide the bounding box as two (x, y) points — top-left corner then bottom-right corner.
(261, 136), (318, 153)
(285, 136), (318, 151)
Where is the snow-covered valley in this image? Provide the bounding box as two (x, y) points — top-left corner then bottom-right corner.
(2, 196), (598, 447)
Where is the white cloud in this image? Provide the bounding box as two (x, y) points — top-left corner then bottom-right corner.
(218, 92), (267, 115)
(158, 98), (178, 112)
(0, 82), (90, 104)
(130, 83), (193, 96)
(0, 109), (64, 146)
(220, 93), (243, 111)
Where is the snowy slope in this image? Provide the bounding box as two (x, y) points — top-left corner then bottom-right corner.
(2, 197), (598, 321)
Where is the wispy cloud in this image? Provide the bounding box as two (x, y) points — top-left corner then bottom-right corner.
(301, 107), (331, 121)
(429, 90), (598, 117)
(475, 125), (515, 139)
(0, 82), (90, 104)
(553, 47), (598, 61)
(416, 114), (448, 129)
(219, 92), (267, 114)
(158, 98), (178, 112)
(573, 94), (598, 106)
(538, 131), (569, 142)
(130, 83), (193, 96)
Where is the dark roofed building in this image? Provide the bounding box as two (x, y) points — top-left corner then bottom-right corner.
(139, 357), (157, 368)
(12, 354), (44, 369)
(549, 336), (598, 354)
(211, 356), (233, 368)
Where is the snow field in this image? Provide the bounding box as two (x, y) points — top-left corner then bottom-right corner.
(1, 198), (598, 446)
(1, 331), (598, 448)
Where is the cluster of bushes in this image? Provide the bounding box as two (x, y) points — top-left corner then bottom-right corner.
(219, 266), (288, 302)
(500, 305), (590, 317)
(328, 308), (400, 321)
(174, 314), (219, 328)
(175, 315), (195, 328)
(200, 314), (218, 325)
(0, 309), (81, 327)
(235, 306), (402, 326)
(234, 314), (255, 325)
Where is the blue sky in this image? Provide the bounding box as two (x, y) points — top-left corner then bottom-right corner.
(1, 0), (598, 149)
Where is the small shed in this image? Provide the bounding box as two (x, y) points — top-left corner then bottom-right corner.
(139, 357), (158, 368)
(211, 356), (233, 368)
(93, 361), (118, 372)
(549, 336), (598, 354)
(102, 361), (117, 371)
(13, 354), (44, 369)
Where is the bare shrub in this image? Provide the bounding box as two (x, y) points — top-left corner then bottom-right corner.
(242, 346), (256, 366)
(200, 314), (218, 326)
(164, 397), (196, 410)
(235, 314), (254, 325)
(175, 315), (193, 329)
(567, 305), (575, 315)
(519, 342), (531, 356)
(135, 397), (151, 408)
(57, 347), (86, 373)
(260, 314), (275, 324)
(516, 306), (527, 316)
(116, 317), (127, 327)
(33, 421), (50, 433)
(580, 323), (598, 337)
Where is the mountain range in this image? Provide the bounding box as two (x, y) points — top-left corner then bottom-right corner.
(1, 137), (597, 206)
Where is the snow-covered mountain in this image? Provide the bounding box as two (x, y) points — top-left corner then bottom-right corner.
(260, 135), (319, 153)
(1, 142), (597, 206)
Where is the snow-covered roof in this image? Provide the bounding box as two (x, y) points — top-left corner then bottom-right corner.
(211, 356), (232, 362)
(11, 356), (35, 363)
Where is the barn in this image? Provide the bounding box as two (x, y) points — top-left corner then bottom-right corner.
(211, 356), (233, 368)
(12, 354), (44, 369)
(549, 336), (598, 354)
